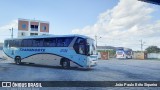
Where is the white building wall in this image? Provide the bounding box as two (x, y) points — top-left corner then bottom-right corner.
(147, 53), (160, 59)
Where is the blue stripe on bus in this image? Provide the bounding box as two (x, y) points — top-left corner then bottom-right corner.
(3, 51), (83, 67)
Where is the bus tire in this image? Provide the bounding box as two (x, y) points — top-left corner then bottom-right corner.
(61, 59), (70, 69)
(15, 56), (21, 65)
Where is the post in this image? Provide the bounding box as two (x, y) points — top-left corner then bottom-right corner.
(140, 39), (145, 52)
(140, 40), (143, 52)
(10, 27), (13, 38)
(95, 35), (97, 47)
(11, 27), (13, 38)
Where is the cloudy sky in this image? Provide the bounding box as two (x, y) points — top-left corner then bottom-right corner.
(0, 0), (160, 50)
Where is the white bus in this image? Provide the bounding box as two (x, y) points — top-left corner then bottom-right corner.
(116, 48), (133, 59)
(3, 34), (98, 69)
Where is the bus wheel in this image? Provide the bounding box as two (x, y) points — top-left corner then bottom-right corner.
(61, 59), (70, 69)
(15, 56), (21, 65)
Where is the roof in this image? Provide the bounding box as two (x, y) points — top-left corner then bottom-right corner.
(97, 46), (116, 50)
(18, 18), (49, 24)
(116, 47), (132, 51)
(4, 34), (93, 40)
(97, 46), (133, 51)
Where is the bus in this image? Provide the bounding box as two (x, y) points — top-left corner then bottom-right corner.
(3, 34), (98, 69)
(116, 48), (133, 59)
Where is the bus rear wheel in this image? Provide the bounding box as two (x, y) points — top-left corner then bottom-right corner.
(15, 56), (21, 65)
(61, 59), (70, 69)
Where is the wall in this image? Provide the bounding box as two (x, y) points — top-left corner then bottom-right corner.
(147, 53), (160, 59)
(133, 52), (147, 60)
(100, 52), (109, 60)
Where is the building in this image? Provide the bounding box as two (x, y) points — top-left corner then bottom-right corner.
(97, 46), (116, 51)
(97, 46), (116, 58)
(18, 18), (49, 37)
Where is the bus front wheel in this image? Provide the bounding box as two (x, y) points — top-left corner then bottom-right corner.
(15, 56), (21, 65)
(61, 59), (70, 69)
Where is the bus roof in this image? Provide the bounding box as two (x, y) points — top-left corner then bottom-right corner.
(5, 34), (93, 40)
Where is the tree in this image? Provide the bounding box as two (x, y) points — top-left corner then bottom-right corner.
(145, 46), (160, 53)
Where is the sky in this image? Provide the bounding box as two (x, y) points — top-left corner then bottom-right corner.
(0, 0), (160, 51)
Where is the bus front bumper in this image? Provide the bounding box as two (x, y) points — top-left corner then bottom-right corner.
(88, 60), (97, 67)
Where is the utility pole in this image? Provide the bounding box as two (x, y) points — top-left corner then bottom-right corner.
(95, 35), (97, 47)
(140, 39), (145, 52)
(9, 27), (13, 38)
(95, 35), (102, 47)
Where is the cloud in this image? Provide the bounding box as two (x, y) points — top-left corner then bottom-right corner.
(71, 0), (160, 50)
(0, 20), (18, 42)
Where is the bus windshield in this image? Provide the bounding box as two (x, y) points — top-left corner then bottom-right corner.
(87, 39), (97, 55)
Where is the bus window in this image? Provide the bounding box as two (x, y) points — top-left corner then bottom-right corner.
(44, 38), (56, 47)
(4, 40), (9, 48)
(9, 40), (14, 47)
(32, 39), (43, 47)
(56, 37), (74, 47)
(14, 40), (21, 47)
(57, 38), (64, 47)
(63, 37), (74, 47)
(22, 39), (33, 47)
(73, 38), (86, 55)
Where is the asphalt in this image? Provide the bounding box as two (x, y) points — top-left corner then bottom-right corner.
(0, 59), (159, 90)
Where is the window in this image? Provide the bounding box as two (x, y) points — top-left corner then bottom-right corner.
(21, 32), (25, 36)
(56, 37), (74, 47)
(9, 40), (14, 47)
(31, 25), (38, 31)
(21, 39), (32, 47)
(30, 33), (37, 36)
(73, 38), (86, 55)
(117, 51), (123, 55)
(42, 26), (46, 31)
(44, 38), (56, 47)
(57, 38), (64, 47)
(63, 37), (74, 47)
(14, 40), (21, 47)
(32, 39), (44, 47)
(31, 25), (34, 28)
(4, 40), (9, 48)
(22, 24), (26, 29)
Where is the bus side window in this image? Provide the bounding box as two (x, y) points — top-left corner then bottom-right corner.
(63, 37), (74, 47)
(44, 38), (50, 47)
(14, 40), (21, 47)
(21, 40), (27, 47)
(4, 40), (9, 48)
(44, 38), (56, 47)
(32, 39), (43, 47)
(9, 40), (14, 47)
(57, 38), (64, 47)
(27, 39), (33, 47)
(21, 39), (32, 47)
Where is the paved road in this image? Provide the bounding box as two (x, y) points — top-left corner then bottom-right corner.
(0, 59), (160, 90)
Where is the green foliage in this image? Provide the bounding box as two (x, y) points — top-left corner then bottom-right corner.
(145, 46), (160, 53)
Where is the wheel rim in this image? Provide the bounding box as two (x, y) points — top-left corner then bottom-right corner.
(16, 57), (20, 64)
(63, 61), (67, 68)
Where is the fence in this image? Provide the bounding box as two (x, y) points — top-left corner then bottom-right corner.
(147, 53), (160, 59)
